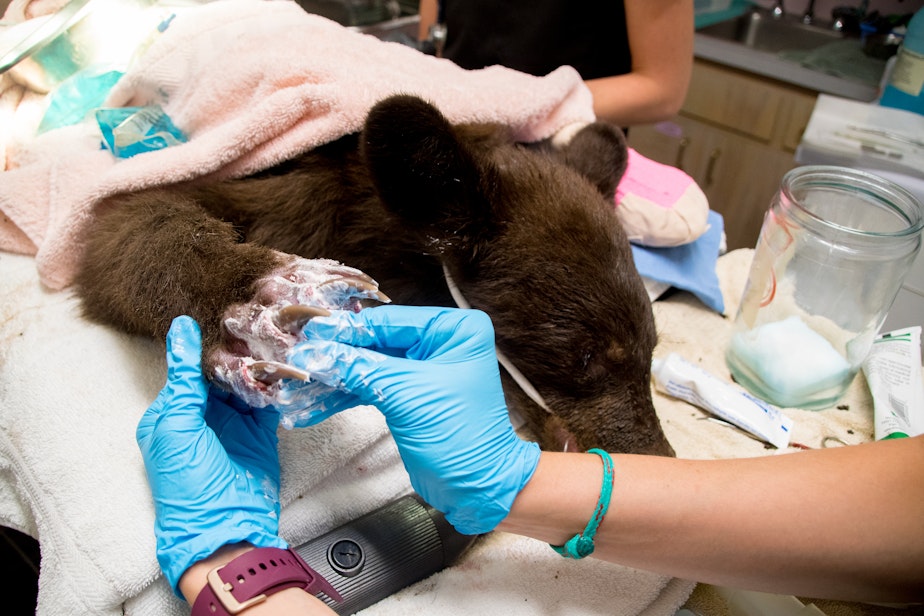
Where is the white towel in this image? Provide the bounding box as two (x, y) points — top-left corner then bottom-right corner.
(0, 250), (692, 615)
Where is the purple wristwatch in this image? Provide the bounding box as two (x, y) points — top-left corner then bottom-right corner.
(191, 547), (342, 615)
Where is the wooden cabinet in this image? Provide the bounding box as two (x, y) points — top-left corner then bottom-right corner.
(628, 59), (818, 250)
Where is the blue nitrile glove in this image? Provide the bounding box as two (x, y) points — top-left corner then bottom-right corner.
(137, 316), (287, 597)
(290, 305), (541, 535)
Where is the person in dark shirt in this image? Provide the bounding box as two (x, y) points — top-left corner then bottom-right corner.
(418, 0), (694, 126)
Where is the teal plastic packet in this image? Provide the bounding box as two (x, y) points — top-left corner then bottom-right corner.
(96, 105), (187, 158)
(37, 68), (125, 134)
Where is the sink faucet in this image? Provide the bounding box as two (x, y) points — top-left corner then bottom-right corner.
(831, 0), (868, 32)
(771, 0), (784, 19)
(802, 0), (815, 24)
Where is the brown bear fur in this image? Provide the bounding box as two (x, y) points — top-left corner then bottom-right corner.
(75, 94), (674, 457)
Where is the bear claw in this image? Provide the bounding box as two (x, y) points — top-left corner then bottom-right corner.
(250, 360), (311, 383)
(319, 276), (391, 303)
(275, 305), (332, 333)
(210, 255), (386, 418)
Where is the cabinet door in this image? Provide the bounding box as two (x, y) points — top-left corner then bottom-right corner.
(682, 61), (783, 142)
(629, 117), (799, 251)
(682, 60), (817, 151)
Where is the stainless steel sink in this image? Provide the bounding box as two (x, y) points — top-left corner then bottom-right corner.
(693, 6), (883, 100)
(698, 8), (848, 53)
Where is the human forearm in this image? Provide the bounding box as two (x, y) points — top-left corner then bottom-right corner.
(294, 304), (922, 602)
(586, 73), (688, 126)
(179, 544), (337, 615)
(499, 438), (924, 602)
(590, 0), (693, 126)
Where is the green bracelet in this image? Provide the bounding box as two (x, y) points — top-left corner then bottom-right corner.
(550, 448), (614, 559)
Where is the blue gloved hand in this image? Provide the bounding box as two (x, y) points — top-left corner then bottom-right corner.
(291, 305), (541, 535)
(137, 316), (287, 596)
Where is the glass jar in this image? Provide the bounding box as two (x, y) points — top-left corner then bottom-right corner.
(726, 166), (924, 410)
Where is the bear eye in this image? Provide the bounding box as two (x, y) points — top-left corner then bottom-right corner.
(578, 350), (610, 388)
(578, 341), (632, 391)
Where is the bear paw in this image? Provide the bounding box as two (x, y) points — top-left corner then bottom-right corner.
(210, 254), (389, 427)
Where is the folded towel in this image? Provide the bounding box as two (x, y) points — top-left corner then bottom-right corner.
(632, 210), (726, 314)
(0, 0), (595, 290)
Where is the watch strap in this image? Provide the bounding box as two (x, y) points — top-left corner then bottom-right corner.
(191, 547), (341, 615)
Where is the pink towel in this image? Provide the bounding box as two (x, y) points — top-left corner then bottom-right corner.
(0, 0), (594, 289)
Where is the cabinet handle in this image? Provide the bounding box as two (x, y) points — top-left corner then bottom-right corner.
(674, 137), (690, 171)
(705, 148), (721, 187)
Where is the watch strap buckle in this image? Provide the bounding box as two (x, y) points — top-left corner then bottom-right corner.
(206, 567), (268, 615)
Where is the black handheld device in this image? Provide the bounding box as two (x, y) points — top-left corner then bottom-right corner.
(293, 493), (478, 615)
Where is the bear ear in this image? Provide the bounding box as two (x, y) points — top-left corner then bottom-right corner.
(361, 94), (492, 232)
(556, 123), (628, 202)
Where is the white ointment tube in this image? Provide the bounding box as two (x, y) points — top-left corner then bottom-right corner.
(652, 353), (794, 449)
(861, 326), (924, 440)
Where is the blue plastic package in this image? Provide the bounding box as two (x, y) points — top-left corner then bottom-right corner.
(96, 105), (187, 158)
(38, 69), (124, 134)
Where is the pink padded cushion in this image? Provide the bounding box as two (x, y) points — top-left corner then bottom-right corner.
(615, 148), (710, 247)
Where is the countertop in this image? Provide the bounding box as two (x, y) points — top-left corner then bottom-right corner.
(693, 33), (881, 101)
